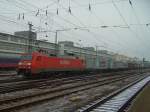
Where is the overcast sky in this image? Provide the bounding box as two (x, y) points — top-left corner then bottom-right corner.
(0, 0), (150, 60)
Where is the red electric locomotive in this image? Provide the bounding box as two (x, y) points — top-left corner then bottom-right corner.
(17, 51), (85, 76)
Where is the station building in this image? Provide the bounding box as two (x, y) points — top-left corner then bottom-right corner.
(0, 31), (108, 58)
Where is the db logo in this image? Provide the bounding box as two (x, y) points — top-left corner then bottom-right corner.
(60, 60), (70, 65)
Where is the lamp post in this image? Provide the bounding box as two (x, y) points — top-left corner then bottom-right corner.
(54, 28), (89, 55)
(55, 29), (72, 55)
(28, 22), (33, 53)
(75, 40), (82, 56)
(79, 40), (82, 56)
(54, 28), (89, 45)
(95, 45), (108, 68)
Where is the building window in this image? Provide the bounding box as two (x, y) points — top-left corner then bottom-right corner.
(10, 37), (18, 42)
(0, 35), (8, 41)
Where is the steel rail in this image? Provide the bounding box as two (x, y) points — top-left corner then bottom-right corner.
(0, 73), (138, 112)
(77, 75), (150, 112)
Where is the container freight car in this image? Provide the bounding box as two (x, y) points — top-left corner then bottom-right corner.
(143, 61), (150, 68)
(17, 52), (85, 76)
(99, 55), (109, 69)
(112, 61), (128, 69)
(127, 62), (140, 69)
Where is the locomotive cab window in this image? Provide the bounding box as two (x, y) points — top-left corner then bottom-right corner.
(82, 60), (84, 63)
(21, 55), (32, 60)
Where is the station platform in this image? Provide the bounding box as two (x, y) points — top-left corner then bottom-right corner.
(127, 82), (150, 112)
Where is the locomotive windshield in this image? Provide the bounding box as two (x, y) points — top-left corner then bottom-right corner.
(21, 55), (32, 60)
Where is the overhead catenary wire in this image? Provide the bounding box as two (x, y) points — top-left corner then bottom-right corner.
(0, 0), (128, 18)
(69, 1), (133, 52)
(7, 0), (87, 43)
(128, 0), (150, 45)
(52, 0), (117, 48)
(0, 0), (149, 58)
(36, 0), (145, 53)
(111, 0), (149, 49)
(72, 0), (132, 51)
(34, 12), (87, 43)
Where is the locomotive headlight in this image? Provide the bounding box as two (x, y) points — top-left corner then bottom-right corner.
(18, 62), (22, 65)
(27, 63), (31, 66)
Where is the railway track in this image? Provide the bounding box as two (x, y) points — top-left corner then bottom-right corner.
(0, 70), (140, 94)
(0, 75), (27, 84)
(0, 73), (110, 94)
(77, 75), (150, 112)
(0, 71), (16, 75)
(0, 73), (145, 112)
(0, 69), (144, 84)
